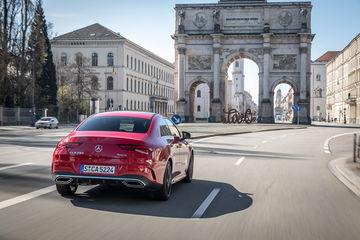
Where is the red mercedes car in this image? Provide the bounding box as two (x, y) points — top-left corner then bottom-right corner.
(52, 111), (193, 200)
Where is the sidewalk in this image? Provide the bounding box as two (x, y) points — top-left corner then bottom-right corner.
(329, 156), (360, 197)
(312, 121), (360, 128)
(178, 123), (306, 139)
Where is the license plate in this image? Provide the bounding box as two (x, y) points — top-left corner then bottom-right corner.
(80, 165), (115, 174)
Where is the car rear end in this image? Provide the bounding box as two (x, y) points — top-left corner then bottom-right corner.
(52, 113), (162, 191)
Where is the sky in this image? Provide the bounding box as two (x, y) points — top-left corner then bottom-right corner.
(44, 0), (360, 104)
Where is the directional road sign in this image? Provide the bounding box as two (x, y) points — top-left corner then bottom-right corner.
(171, 114), (182, 125)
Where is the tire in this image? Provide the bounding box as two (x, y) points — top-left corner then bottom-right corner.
(36, 127), (39, 129)
(55, 126), (59, 129)
(153, 162), (172, 201)
(56, 184), (78, 196)
(182, 153), (194, 183)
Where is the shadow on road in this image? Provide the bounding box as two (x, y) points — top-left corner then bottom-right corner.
(68, 179), (253, 219)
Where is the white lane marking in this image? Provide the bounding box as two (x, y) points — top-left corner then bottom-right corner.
(0, 185), (56, 210)
(192, 188), (221, 218)
(193, 136), (216, 143)
(262, 140), (268, 144)
(235, 157), (245, 166)
(0, 163), (33, 172)
(323, 132), (359, 154)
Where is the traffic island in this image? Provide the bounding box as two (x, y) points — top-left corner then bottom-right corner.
(177, 123), (307, 139)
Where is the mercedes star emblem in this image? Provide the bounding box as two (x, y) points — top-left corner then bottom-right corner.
(95, 145), (103, 153)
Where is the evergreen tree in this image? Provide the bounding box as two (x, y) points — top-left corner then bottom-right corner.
(28, 0), (57, 111)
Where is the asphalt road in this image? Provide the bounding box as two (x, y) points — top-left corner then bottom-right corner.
(0, 126), (360, 240)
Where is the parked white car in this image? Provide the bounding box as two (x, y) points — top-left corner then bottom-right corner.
(35, 117), (59, 129)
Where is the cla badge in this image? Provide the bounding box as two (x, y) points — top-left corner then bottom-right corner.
(95, 145), (103, 153)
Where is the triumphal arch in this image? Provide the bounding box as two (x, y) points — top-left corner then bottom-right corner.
(173, 0), (314, 123)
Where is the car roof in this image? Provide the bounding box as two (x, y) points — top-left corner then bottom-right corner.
(92, 111), (157, 120)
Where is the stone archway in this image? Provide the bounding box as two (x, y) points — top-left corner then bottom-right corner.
(173, 0), (313, 124)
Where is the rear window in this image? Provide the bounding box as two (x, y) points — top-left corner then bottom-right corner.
(77, 116), (151, 133)
(40, 117), (52, 121)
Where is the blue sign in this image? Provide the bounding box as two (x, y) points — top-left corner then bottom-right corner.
(171, 114), (182, 125)
(292, 105), (301, 111)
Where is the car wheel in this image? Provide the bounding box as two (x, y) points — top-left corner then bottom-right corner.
(55, 126), (59, 129)
(36, 127), (39, 129)
(56, 184), (78, 196)
(153, 161), (172, 201)
(182, 153), (194, 183)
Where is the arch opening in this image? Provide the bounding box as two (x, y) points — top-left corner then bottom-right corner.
(225, 57), (259, 116)
(273, 83), (295, 123)
(189, 80), (210, 122)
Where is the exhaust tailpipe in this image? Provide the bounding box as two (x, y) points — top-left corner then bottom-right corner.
(122, 180), (145, 189)
(55, 177), (73, 185)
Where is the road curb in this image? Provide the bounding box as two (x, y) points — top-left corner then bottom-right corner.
(328, 157), (360, 198)
(189, 126), (307, 139)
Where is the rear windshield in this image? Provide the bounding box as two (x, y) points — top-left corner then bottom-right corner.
(40, 117), (52, 121)
(77, 116), (151, 133)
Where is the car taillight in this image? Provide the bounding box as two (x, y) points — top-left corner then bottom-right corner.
(56, 142), (82, 150)
(117, 145), (153, 155)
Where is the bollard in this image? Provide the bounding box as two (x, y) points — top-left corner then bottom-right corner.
(354, 133), (357, 163)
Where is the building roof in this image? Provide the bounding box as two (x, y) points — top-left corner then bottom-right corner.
(52, 23), (125, 40)
(314, 51), (340, 62)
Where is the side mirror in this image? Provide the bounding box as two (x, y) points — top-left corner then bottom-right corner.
(182, 131), (191, 139)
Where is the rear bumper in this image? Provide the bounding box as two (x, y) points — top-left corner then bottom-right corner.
(53, 172), (162, 190)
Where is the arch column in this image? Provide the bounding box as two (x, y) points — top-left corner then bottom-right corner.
(297, 33), (312, 124)
(210, 34), (223, 122)
(259, 33), (273, 123)
(176, 38), (188, 120)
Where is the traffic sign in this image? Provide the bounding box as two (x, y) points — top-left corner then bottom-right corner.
(171, 114), (182, 125)
(292, 105), (301, 111)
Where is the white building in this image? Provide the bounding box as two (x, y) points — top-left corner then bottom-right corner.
(52, 23), (175, 116)
(194, 84), (210, 121)
(311, 51), (339, 121)
(326, 34), (360, 124)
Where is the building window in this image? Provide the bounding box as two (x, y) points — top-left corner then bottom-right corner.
(126, 100), (128, 110)
(134, 80), (137, 93)
(130, 100), (133, 110)
(75, 53), (82, 66)
(197, 105), (201, 112)
(127, 78), (129, 91)
(318, 88), (322, 98)
(91, 53), (98, 66)
(107, 98), (114, 110)
(316, 106), (320, 111)
(131, 57), (133, 69)
(316, 74), (321, 81)
(107, 53), (114, 66)
(235, 61), (239, 67)
(60, 54), (67, 66)
(107, 76), (114, 90)
(127, 55), (129, 68)
(134, 58), (137, 70)
(91, 76), (99, 90)
(197, 90), (201, 98)
(131, 79), (133, 92)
